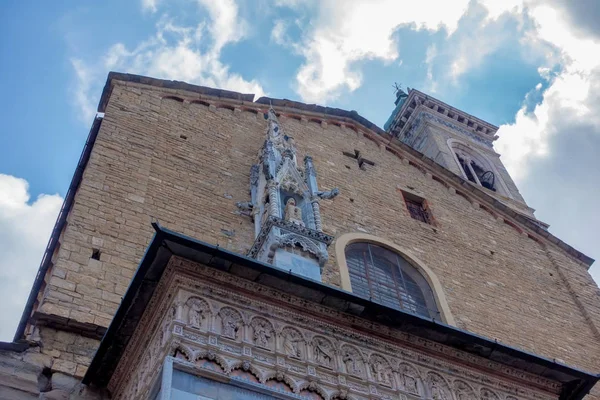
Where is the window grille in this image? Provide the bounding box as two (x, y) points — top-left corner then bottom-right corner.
(401, 191), (433, 225)
(345, 243), (440, 319)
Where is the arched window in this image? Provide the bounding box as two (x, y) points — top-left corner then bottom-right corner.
(448, 139), (510, 197)
(345, 242), (440, 319)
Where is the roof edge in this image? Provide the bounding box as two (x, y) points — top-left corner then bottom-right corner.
(13, 116), (104, 342)
(98, 72), (255, 113)
(84, 223), (599, 399)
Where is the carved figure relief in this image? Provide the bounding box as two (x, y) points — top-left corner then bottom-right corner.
(186, 297), (209, 329)
(218, 307), (242, 340)
(281, 327), (304, 359)
(312, 336), (334, 368)
(341, 345), (364, 377)
(427, 372), (452, 400)
(251, 317), (274, 349)
(481, 388), (501, 400)
(111, 267), (560, 400)
(397, 363), (420, 394)
(370, 354), (393, 387)
(284, 198), (304, 226)
(454, 380), (477, 400)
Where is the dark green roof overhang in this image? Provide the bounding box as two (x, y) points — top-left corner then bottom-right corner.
(83, 223), (599, 399)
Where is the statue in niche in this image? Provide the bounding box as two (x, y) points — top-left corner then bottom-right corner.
(454, 381), (477, 400)
(428, 374), (451, 400)
(186, 297), (208, 329)
(370, 355), (392, 386)
(251, 318), (273, 348)
(219, 308), (242, 339)
(341, 346), (363, 376)
(282, 329), (303, 358)
(398, 364), (419, 394)
(481, 389), (500, 400)
(284, 198), (304, 226)
(313, 338), (333, 367)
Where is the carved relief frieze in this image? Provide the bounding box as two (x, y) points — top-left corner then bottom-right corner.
(340, 344), (365, 378)
(251, 316), (275, 350)
(109, 262), (560, 400)
(453, 380), (477, 400)
(369, 354), (393, 387)
(218, 306), (243, 340)
(312, 336), (335, 369)
(426, 372), (452, 400)
(282, 326), (306, 359)
(185, 296), (210, 330)
(397, 363), (422, 395)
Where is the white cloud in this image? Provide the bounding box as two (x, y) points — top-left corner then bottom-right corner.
(279, 0), (470, 103)
(71, 58), (97, 123)
(487, 0), (600, 281)
(478, 0), (523, 20)
(72, 0), (264, 122)
(142, 0), (159, 13)
(0, 175), (63, 341)
(270, 19), (289, 46)
(495, 2), (600, 182)
(425, 44), (438, 93)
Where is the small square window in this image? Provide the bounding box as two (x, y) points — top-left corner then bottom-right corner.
(401, 190), (434, 225)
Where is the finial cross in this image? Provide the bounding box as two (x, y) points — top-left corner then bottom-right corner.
(343, 149), (375, 171)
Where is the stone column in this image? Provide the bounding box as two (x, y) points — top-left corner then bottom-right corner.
(312, 200), (323, 232)
(268, 182), (280, 218)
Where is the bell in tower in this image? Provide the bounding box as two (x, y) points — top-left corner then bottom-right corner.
(237, 107), (339, 281)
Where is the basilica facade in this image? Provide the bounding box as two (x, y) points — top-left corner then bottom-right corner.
(0, 73), (598, 399)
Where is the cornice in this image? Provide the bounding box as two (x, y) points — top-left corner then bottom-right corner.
(389, 89), (499, 144)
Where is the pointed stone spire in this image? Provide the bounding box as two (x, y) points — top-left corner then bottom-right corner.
(237, 105), (339, 281)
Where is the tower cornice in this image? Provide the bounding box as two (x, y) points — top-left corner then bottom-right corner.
(389, 89), (499, 146)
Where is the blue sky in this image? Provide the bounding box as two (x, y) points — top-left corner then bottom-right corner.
(1, 0), (599, 341)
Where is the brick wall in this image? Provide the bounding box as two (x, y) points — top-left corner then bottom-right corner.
(33, 81), (600, 390)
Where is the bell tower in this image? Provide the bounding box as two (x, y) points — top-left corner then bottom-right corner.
(385, 87), (538, 219)
(237, 107), (339, 281)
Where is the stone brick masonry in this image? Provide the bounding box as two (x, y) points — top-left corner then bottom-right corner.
(7, 77), (600, 398)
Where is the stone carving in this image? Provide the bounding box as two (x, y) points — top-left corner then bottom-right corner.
(370, 354), (393, 387)
(245, 106), (339, 280)
(280, 174), (304, 195)
(111, 268), (560, 400)
(235, 201), (253, 212)
(481, 388), (501, 400)
(404, 111), (492, 147)
(341, 345), (364, 377)
(250, 164), (260, 186)
(219, 307), (242, 340)
(315, 188), (339, 200)
(186, 296), (209, 329)
(281, 327), (304, 359)
(273, 233), (328, 266)
(397, 363), (420, 394)
(454, 380), (477, 400)
(284, 198), (304, 226)
(427, 372), (452, 400)
(304, 155), (317, 177)
(251, 317), (274, 349)
(312, 336), (334, 368)
(242, 360), (251, 371)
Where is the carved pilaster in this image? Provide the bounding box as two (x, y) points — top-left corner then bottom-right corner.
(268, 182), (279, 218)
(311, 200), (323, 232)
